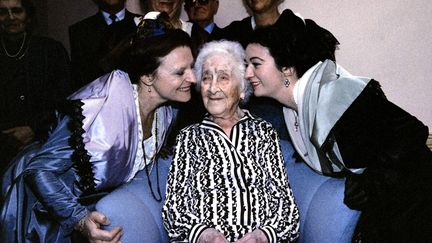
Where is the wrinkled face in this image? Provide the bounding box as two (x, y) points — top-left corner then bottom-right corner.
(152, 46), (196, 102)
(185, 0), (218, 25)
(245, 43), (283, 97)
(148, 0), (183, 19)
(200, 53), (244, 118)
(0, 0), (28, 35)
(245, 0), (280, 14)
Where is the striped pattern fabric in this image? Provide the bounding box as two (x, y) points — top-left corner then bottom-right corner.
(163, 111), (299, 242)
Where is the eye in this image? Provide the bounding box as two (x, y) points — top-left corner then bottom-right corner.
(252, 62), (261, 68)
(175, 68), (185, 76)
(218, 74), (230, 82)
(202, 74), (211, 83)
(11, 7), (24, 14)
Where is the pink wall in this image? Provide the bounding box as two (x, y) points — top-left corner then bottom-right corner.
(44, 0), (432, 128)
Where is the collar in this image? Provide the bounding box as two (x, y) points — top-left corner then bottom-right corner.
(250, 16), (256, 30)
(101, 8), (126, 25)
(293, 61), (322, 106)
(204, 23), (215, 34)
(200, 109), (253, 129)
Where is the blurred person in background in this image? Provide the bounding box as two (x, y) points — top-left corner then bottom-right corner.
(0, 0), (70, 174)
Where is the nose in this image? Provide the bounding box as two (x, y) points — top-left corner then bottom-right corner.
(186, 69), (196, 83)
(244, 64), (254, 80)
(208, 78), (220, 94)
(7, 9), (15, 19)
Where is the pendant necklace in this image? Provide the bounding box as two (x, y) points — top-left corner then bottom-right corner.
(142, 111), (162, 201)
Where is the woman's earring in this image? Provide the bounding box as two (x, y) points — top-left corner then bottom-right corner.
(148, 86), (151, 92)
(284, 79), (290, 87)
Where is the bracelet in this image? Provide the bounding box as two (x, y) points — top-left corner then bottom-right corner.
(74, 215), (87, 234)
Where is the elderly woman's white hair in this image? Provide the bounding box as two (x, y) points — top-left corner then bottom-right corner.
(194, 40), (253, 105)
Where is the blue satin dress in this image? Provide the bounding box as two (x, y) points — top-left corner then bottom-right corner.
(0, 70), (173, 243)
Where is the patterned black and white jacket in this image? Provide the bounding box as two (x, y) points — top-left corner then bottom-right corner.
(163, 111), (300, 243)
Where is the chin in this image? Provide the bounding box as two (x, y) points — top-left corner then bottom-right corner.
(175, 95), (191, 103)
(253, 89), (266, 97)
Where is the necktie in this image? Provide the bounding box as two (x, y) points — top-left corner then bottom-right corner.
(109, 14), (117, 25)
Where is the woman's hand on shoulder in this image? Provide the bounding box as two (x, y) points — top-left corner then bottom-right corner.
(75, 211), (123, 243)
(234, 229), (268, 243)
(198, 228), (229, 243)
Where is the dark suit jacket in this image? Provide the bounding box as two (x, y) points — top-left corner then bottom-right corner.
(209, 24), (223, 40)
(69, 10), (137, 91)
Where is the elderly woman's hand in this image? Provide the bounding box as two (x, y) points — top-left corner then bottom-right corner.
(234, 229), (268, 243)
(198, 228), (229, 243)
(75, 211), (123, 243)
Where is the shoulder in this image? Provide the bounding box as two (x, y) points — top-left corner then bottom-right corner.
(69, 13), (103, 32)
(246, 113), (277, 133)
(179, 123), (201, 135)
(221, 16), (253, 46)
(125, 10), (140, 21)
(31, 35), (63, 46)
(275, 9), (305, 30)
(223, 16), (252, 30)
(28, 35), (67, 53)
(210, 24), (224, 39)
(69, 70), (132, 100)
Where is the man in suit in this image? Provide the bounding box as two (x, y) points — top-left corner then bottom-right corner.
(69, 0), (137, 91)
(184, 0), (223, 39)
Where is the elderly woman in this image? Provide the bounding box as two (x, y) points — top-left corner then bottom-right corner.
(244, 22), (432, 242)
(1, 13), (196, 243)
(163, 40), (300, 243)
(0, 0), (70, 172)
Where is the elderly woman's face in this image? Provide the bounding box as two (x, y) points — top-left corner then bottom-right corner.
(148, 0), (183, 19)
(200, 53), (244, 118)
(151, 46), (196, 103)
(0, 0), (28, 35)
(245, 43), (284, 98)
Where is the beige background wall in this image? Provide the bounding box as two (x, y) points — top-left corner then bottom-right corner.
(41, 0), (431, 128)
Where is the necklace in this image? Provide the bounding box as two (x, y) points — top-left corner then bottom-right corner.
(1, 32), (27, 58)
(142, 111), (162, 201)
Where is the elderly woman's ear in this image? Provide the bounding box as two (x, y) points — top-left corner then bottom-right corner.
(240, 91), (245, 100)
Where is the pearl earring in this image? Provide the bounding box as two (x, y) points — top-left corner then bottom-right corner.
(148, 86), (151, 92)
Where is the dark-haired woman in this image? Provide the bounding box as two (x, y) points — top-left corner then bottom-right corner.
(245, 20), (432, 242)
(0, 0), (71, 173)
(1, 12), (196, 243)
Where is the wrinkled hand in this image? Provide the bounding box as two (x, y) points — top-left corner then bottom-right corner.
(198, 228), (229, 243)
(2, 126), (34, 147)
(76, 211), (123, 243)
(344, 173), (369, 210)
(235, 229), (268, 243)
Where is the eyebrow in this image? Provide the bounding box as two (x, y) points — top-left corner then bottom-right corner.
(249, 56), (265, 62)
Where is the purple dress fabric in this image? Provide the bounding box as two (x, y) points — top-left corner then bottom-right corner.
(0, 70), (171, 243)
(69, 70), (138, 190)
